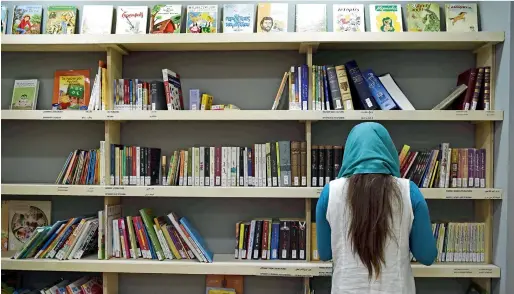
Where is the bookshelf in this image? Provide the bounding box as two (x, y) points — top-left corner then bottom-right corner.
(1, 24), (506, 294)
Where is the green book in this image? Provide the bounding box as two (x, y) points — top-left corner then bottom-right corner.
(10, 79), (39, 110)
(139, 208), (164, 260)
(187, 147), (193, 186)
(126, 216), (139, 258)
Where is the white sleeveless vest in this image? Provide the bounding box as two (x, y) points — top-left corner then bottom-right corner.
(326, 177), (415, 294)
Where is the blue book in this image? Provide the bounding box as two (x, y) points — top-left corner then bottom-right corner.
(419, 151), (436, 187)
(19, 226), (51, 259)
(247, 147), (253, 186)
(129, 80), (133, 107)
(189, 89), (200, 110)
(270, 221), (280, 260)
(322, 66), (332, 110)
(301, 65), (309, 110)
(362, 69), (396, 110)
(34, 220), (68, 258)
(344, 60), (379, 110)
(180, 217), (213, 263)
(90, 150), (97, 184)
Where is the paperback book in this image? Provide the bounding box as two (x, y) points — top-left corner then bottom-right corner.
(10, 79), (39, 110)
(52, 69), (91, 110)
(11, 5), (42, 34)
(406, 3), (440, 32)
(81, 5), (114, 34)
(1, 6), (7, 34)
(333, 4), (364, 32)
(45, 6), (77, 34)
(295, 4), (326, 32)
(223, 4), (255, 33)
(369, 4), (403, 32)
(445, 3), (478, 32)
(116, 6), (149, 34)
(186, 5), (218, 33)
(7, 200), (51, 251)
(256, 3), (288, 33)
(150, 4), (182, 34)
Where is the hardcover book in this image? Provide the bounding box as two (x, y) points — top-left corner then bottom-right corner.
(52, 70), (91, 110)
(81, 5), (114, 34)
(256, 3), (288, 33)
(1, 6), (7, 34)
(295, 4), (326, 32)
(8, 201), (51, 251)
(223, 4), (255, 33)
(369, 4), (403, 32)
(116, 6), (149, 34)
(406, 3), (440, 32)
(445, 3), (478, 32)
(150, 5), (181, 34)
(11, 5), (43, 34)
(186, 5), (218, 33)
(11, 79), (39, 110)
(46, 6), (77, 34)
(333, 4), (364, 32)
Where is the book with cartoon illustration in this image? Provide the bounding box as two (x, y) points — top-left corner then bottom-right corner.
(333, 4), (365, 32)
(53, 70), (91, 110)
(45, 6), (77, 34)
(1, 6), (7, 34)
(115, 6), (149, 34)
(295, 4), (326, 32)
(8, 200), (51, 251)
(406, 3), (440, 32)
(81, 5), (114, 34)
(186, 5), (218, 33)
(369, 4), (403, 32)
(150, 5), (182, 34)
(256, 3), (288, 33)
(11, 5), (43, 34)
(445, 3), (478, 32)
(223, 4), (255, 33)
(11, 79), (39, 110)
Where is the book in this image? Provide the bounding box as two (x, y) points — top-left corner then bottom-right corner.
(454, 68), (478, 110)
(11, 5), (42, 34)
(295, 4), (326, 32)
(369, 4), (403, 32)
(445, 3), (478, 32)
(115, 6), (149, 34)
(362, 69), (396, 110)
(432, 84), (468, 110)
(345, 60), (379, 110)
(150, 5), (181, 34)
(81, 5), (114, 34)
(1, 6), (6, 34)
(223, 4), (255, 33)
(256, 3), (288, 33)
(46, 6), (77, 34)
(52, 70), (91, 110)
(162, 69), (184, 110)
(8, 201), (51, 251)
(186, 5), (218, 33)
(406, 3), (440, 32)
(334, 65), (354, 110)
(10, 79), (39, 110)
(378, 74), (416, 110)
(333, 4), (365, 32)
(1, 202), (7, 251)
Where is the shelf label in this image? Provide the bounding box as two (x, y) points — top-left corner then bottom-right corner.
(85, 186), (98, 195)
(478, 268), (494, 275)
(485, 111), (497, 117)
(144, 187), (155, 197)
(444, 189), (502, 199)
(42, 110), (63, 120)
(320, 111), (345, 120)
(106, 110), (119, 120)
(257, 266), (314, 277)
(455, 111), (469, 116)
(149, 111), (158, 120)
(452, 268), (472, 275)
(56, 186), (69, 193)
(314, 265), (333, 276)
(359, 110), (375, 120)
(104, 186), (126, 196)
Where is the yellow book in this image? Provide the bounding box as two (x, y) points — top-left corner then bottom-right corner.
(429, 161), (439, 188)
(161, 224), (181, 259)
(238, 223), (245, 257)
(311, 223), (319, 261)
(101, 66), (107, 110)
(398, 144), (410, 167)
(207, 288), (236, 294)
(201, 94), (213, 110)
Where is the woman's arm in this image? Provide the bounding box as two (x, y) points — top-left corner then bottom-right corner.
(409, 181), (438, 265)
(316, 184), (332, 261)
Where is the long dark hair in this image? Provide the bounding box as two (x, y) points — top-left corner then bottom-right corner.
(347, 174), (402, 280)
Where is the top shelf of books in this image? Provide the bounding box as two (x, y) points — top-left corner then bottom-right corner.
(1, 32), (505, 53)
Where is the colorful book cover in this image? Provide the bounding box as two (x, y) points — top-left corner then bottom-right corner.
(2, 201), (8, 251)
(295, 4), (326, 32)
(11, 5), (43, 34)
(223, 4), (255, 33)
(406, 3), (440, 32)
(180, 217), (213, 263)
(52, 70), (91, 110)
(1, 6), (7, 34)
(150, 4), (182, 34)
(445, 3), (478, 32)
(81, 5), (113, 34)
(369, 4), (403, 32)
(115, 6), (149, 34)
(7, 200), (51, 251)
(45, 6), (77, 34)
(186, 5), (218, 33)
(256, 3), (288, 33)
(10, 79), (39, 110)
(333, 4), (364, 32)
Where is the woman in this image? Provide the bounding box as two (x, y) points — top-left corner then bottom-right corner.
(316, 122), (437, 294)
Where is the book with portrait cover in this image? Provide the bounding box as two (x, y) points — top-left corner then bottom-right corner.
(223, 4), (254, 33)
(333, 4), (364, 32)
(186, 5), (218, 33)
(150, 4), (182, 34)
(369, 4), (403, 32)
(11, 5), (42, 34)
(115, 6), (149, 34)
(256, 3), (288, 33)
(406, 3), (440, 32)
(445, 3), (478, 32)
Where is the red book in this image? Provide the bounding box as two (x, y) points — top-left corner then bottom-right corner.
(172, 226), (194, 259)
(400, 152), (416, 178)
(133, 146), (137, 183)
(133, 216), (150, 259)
(215, 147), (222, 186)
(119, 219), (131, 259)
(454, 68), (478, 110)
(261, 220), (270, 259)
(124, 79), (129, 105)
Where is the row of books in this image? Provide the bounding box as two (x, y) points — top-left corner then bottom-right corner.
(55, 146), (105, 185)
(3, 3), (479, 36)
(99, 205), (213, 262)
(235, 219), (307, 261)
(431, 222), (485, 263)
(3, 276), (102, 294)
(311, 145), (343, 187)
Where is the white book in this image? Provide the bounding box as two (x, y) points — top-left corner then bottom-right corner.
(247, 220), (256, 260)
(231, 147), (238, 186)
(432, 84), (468, 110)
(210, 147), (215, 187)
(445, 148), (452, 188)
(199, 147), (205, 186)
(333, 4), (364, 32)
(154, 224), (172, 260)
(81, 5), (114, 34)
(295, 4), (326, 32)
(254, 145), (260, 187)
(192, 147), (197, 186)
(105, 204), (121, 259)
(438, 143), (450, 188)
(68, 221), (94, 259)
(445, 3), (478, 32)
(379, 74), (415, 110)
(244, 148), (248, 187)
(237, 147), (243, 186)
(261, 144), (267, 187)
(167, 213), (206, 262)
(222, 147), (228, 187)
(98, 210), (104, 259)
(223, 4), (255, 33)
(369, 4), (403, 32)
(115, 6), (148, 34)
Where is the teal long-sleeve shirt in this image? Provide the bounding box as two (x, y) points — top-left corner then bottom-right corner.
(316, 180), (437, 265)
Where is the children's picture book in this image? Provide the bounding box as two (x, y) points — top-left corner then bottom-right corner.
(295, 4), (326, 32)
(406, 3), (440, 32)
(445, 3), (478, 32)
(53, 70), (91, 110)
(116, 6), (149, 34)
(1, 6), (7, 34)
(186, 5), (218, 33)
(150, 5), (182, 34)
(333, 4), (365, 32)
(11, 79), (39, 110)
(81, 5), (114, 34)
(8, 200), (51, 251)
(223, 4), (255, 33)
(369, 4), (403, 32)
(11, 5), (43, 34)
(45, 6), (77, 34)
(256, 3), (288, 33)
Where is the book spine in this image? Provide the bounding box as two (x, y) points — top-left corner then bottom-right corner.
(214, 147), (221, 186)
(265, 143), (272, 186)
(302, 65), (309, 110)
(243, 147), (248, 187)
(199, 147), (205, 186)
(468, 148), (475, 188)
(451, 149), (459, 187)
(139, 210), (164, 260)
(222, 147), (228, 187)
(362, 69), (396, 110)
(288, 66), (295, 110)
(231, 147), (238, 186)
(291, 142), (300, 187)
(270, 143), (278, 186)
(300, 142), (307, 187)
(248, 147), (254, 186)
(471, 68), (485, 110)
(278, 141), (291, 187)
(279, 221), (291, 260)
(334, 65), (354, 110)
(480, 149), (486, 188)
(345, 60), (379, 110)
(194, 147), (200, 186)
(261, 144), (267, 187)
(271, 222), (280, 260)
(326, 66), (343, 110)
(482, 67), (491, 110)
(318, 146), (325, 187)
(438, 144), (449, 188)
(334, 146), (343, 178)
(235, 222), (241, 259)
(239, 147), (245, 186)
(462, 69), (478, 110)
(205, 147), (211, 186)
(474, 148), (480, 188)
(252, 220), (263, 260)
(325, 146), (333, 184)
(299, 221), (306, 260)
(247, 220), (256, 260)
(322, 66), (332, 110)
(290, 221), (299, 260)
(168, 226), (187, 259)
(154, 224), (172, 260)
(311, 145), (319, 187)
(121, 219), (131, 259)
(241, 223), (250, 259)
(261, 220), (269, 259)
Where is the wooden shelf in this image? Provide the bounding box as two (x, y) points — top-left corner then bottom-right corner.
(0, 32), (504, 53)
(1, 184), (502, 200)
(0, 110), (504, 121)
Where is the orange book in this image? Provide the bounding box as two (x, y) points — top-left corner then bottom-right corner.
(179, 150), (185, 185)
(225, 276), (244, 294)
(52, 69), (91, 110)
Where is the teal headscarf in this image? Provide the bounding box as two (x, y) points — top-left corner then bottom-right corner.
(337, 122), (400, 178)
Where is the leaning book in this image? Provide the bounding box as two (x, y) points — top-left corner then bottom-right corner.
(7, 200), (51, 251)
(11, 79), (39, 110)
(406, 3), (440, 32)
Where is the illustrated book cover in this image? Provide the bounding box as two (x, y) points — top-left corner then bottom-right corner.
(150, 5), (182, 34)
(256, 3), (288, 33)
(295, 4), (326, 32)
(369, 4), (403, 32)
(406, 3), (440, 32)
(8, 200), (51, 251)
(45, 6), (77, 34)
(11, 5), (42, 34)
(2, 201), (7, 251)
(223, 4), (255, 33)
(445, 3), (478, 32)
(11, 79), (39, 110)
(52, 70), (91, 110)
(116, 6), (149, 34)
(186, 5), (218, 33)
(1, 6), (7, 34)
(333, 4), (364, 32)
(81, 5), (114, 34)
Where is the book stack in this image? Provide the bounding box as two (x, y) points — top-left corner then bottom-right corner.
(88, 60), (108, 110)
(56, 141), (105, 185)
(235, 219), (306, 260)
(98, 205), (212, 262)
(5, 276), (102, 294)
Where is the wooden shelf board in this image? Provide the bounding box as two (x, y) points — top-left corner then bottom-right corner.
(0, 110), (504, 122)
(1, 32), (505, 52)
(1, 184), (503, 200)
